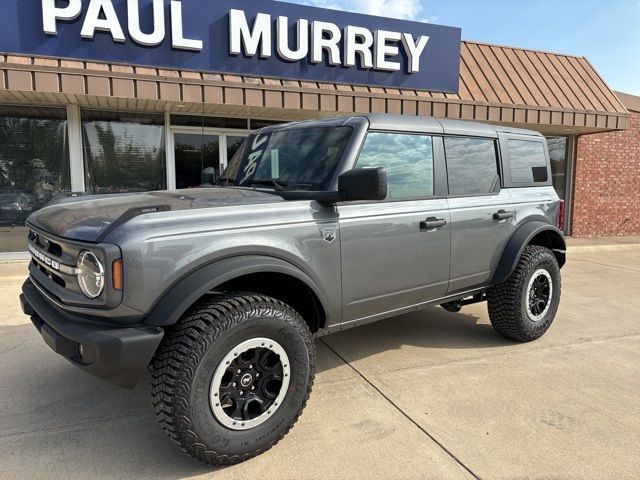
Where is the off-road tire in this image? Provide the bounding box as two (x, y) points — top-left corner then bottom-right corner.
(151, 293), (315, 465)
(487, 245), (561, 342)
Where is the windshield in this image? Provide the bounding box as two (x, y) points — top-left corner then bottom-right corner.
(221, 126), (352, 191)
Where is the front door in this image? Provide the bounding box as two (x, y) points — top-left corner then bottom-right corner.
(173, 131), (247, 188)
(338, 131), (450, 322)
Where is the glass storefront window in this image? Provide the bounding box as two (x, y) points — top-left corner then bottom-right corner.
(0, 107), (70, 252)
(249, 119), (287, 129)
(226, 136), (246, 162)
(546, 136), (568, 200)
(171, 115), (248, 130)
(82, 111), (166, 194)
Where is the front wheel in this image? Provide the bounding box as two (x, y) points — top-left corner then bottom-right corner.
(151, 293), (315, 465)
(487, 245), (561, 342)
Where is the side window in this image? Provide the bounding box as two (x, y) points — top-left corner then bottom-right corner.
(508, 140), (549, 183)
(445, 137), (499, 196)
(357, 132), (434, 199)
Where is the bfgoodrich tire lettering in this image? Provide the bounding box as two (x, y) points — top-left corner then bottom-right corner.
(151, 293), (315, 465)
(487, 245), (561, 342)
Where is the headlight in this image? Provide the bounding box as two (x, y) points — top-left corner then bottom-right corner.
(77, 251), (105, 298)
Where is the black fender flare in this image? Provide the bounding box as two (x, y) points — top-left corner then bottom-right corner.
(492, 221), (566, 284)
(144, 255), (330, 327)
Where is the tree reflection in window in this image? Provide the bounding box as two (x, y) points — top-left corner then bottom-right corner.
(82, 114), (166, 194)
(0, 112), (69, 229)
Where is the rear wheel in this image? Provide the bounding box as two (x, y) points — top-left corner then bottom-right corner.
(487, 245), (561, 342)
(151, 293), (315, 465)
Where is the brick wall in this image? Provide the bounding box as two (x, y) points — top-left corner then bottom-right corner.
(572, 110), (640, 237)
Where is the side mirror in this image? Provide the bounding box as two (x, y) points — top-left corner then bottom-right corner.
(200, 167), (218, 186)
(338, 167), (387, 201)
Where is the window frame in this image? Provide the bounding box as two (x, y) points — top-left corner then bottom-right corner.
(443, 134), (503, 199)
(498, 133), (553, 189)
(343, 129), (448, 204)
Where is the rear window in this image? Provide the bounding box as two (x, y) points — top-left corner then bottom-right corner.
(445, 137), (499, 196)
(508, 140), (548, 183)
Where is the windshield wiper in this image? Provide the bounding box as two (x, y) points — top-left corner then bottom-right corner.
(246, 179), (288, 191)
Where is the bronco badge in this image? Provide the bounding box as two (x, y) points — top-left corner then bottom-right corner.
(322, 227), (337, 244)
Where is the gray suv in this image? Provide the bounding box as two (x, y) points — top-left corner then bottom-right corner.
(20, 114), (565, 465)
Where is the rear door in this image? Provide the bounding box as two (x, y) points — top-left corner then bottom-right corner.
(445, 135), (515, 293)
(338, 132), (450, 322)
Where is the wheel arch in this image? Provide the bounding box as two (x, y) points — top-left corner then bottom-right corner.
(492, 221), (566, 284)
(144, 255), (330, 332)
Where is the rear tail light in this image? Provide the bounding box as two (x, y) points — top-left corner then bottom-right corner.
(557, 200), (565, 231)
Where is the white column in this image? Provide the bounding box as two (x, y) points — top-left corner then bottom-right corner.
(165, 111), (176, 190)
(219, 134), (228, 172)
(66, 104), (85, 192)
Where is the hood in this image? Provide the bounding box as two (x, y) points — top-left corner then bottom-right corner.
(27, 188), (283, 242)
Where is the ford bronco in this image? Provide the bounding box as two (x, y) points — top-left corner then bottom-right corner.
(20, 114), (565, 465)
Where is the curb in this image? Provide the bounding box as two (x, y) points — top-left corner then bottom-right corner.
(567, 244), (640, 253)
(0, 253), (29, 263)
(0, 259), (29, 264)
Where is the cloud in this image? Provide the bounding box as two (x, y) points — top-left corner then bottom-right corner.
(295, 0), (436, 23)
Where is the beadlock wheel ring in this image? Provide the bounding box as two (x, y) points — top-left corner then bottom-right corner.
(526, 268), (553, 322)
(209, 337), (290, 431)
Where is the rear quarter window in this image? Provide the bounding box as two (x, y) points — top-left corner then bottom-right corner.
(508, 140), (549, 183)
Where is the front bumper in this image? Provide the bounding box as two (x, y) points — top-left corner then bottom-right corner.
(21, 279), (164, 388)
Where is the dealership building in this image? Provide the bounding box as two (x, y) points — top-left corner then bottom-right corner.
(1, 0), (638, 254)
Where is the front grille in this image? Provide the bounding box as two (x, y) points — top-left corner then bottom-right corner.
(27, 229), (83, 302)
(26, 226), (122, 309)
(32, 259), (67, 288)
(29, 230), (63, 257)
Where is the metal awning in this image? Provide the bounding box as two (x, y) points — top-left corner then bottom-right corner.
(0, 41), (629, 134)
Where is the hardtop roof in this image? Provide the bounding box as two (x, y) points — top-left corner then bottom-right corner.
(260, 114), (544, 138)
(364, 114), (543, 137)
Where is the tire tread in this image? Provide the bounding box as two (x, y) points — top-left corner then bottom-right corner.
(487, 245), (560, 342)
(151, 293), (315, 466)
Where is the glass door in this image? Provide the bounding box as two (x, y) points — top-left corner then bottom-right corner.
(171, 129), (248, 189)
(174, 133), (220, 189)
(545, 135), (574, 234)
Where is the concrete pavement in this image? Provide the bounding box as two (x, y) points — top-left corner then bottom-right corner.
(0, 247), (639, 479)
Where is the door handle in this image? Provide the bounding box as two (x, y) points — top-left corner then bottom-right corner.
(420, 217), (447, 230)
(493, 210), (516, 221)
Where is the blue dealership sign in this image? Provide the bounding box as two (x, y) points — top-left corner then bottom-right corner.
(0, 0), (461, 92)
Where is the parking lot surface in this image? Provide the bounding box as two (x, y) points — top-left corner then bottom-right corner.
(0, 247), (639, 479)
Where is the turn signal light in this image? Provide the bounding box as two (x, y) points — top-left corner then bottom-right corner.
(112, 259), (123, 291)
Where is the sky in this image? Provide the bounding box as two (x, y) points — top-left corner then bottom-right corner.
(283, 0), (640, 95)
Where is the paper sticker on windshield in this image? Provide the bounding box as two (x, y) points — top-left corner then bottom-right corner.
(322, 227), (337, 244)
